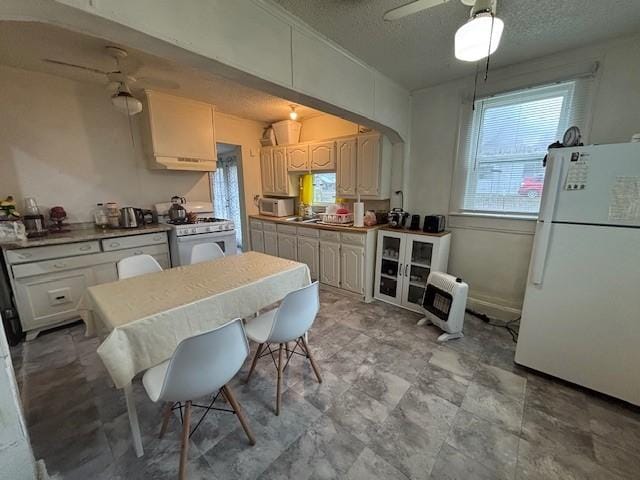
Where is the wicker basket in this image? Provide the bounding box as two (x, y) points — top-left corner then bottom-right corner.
(317, 212), (353, 225)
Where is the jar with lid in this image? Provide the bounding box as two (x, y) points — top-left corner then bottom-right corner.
(106, 202), (120, 228)
(93, 203), (109, 229)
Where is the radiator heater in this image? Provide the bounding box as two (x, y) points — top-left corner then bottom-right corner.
(417, 272), (468, 342)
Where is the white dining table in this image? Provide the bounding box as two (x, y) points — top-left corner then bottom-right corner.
(80, 251), (311, 457)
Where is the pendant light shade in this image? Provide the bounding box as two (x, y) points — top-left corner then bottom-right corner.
(455, 12), (504, 62)
(111, 85), (143, 116)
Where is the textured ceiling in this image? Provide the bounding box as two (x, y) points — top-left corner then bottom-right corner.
(273, 0), (640, 90)
(0, 21), (321, 124)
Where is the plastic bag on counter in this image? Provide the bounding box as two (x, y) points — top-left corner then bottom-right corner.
(0, 221), (27, 242)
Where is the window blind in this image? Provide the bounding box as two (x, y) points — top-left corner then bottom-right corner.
(456, 79), (593, 215)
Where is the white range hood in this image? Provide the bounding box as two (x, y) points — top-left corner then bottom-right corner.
(143, 90), (217, 172)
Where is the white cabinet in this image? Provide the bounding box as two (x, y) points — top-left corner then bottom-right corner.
(375, 229), (451, 313)
(341, 244), (365, 294)
(250, 229), (265, 253)
(320, 240), (341, 287)
(264, 231), (278, 256)
(357, 133), (382, 197)
(144, 90), (216, 171)
(298, 237), (320, 280)
(277, 233), (297, 261)
(336, 138), (357, 197)
(261, 147), (297, 197)
(287, 144), (309, 172)
(310, 141), (336, 171)
(260, 149), (275, 195)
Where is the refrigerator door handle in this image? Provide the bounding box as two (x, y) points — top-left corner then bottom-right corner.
(538, 150), (564, 223)
(530, 221), (552, 285)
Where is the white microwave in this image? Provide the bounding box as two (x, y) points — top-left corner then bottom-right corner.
(259, 197), (295, 217)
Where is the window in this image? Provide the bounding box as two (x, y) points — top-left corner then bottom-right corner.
(455, 80), (591, 216)
(312, 173), (336, 205)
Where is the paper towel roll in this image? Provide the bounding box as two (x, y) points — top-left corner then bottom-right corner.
(353, 202), (364, 227)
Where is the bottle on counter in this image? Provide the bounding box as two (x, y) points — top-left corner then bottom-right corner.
(93, 203), (109, 229)
(106, 202), (120, 228)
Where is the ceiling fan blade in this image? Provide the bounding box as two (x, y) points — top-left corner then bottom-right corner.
(136, 76), (180, 90)
(383, 0), (451, 21)
(42, 58), (108, 75)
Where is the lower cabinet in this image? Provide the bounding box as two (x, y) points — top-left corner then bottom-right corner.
(264, 231), (278, 256)
(319, 241), (341, 287)
(297, 237), (319, 280)
(341, 244), (365, 294)
(277, 233), (297, 261)
(250, 229), (264, 253)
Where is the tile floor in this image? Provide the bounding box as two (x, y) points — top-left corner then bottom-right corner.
(10, 289), (640, 479)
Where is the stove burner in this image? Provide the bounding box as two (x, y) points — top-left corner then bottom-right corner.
(167, 219), (189, 225)
(197, 217), (228, 223)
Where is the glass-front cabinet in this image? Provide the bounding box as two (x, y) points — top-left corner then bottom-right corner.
(374, 230), (451, 313)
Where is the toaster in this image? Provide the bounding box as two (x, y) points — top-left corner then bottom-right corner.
(423, 215), (446, 233)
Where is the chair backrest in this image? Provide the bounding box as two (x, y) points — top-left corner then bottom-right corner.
(190, 242), (225, 264)
(117, 254), (163, 279)
(158, 318), (249, 402)
(268, 282), (319, 343)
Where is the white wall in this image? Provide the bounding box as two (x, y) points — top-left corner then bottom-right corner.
(407, 34), (640, 312)
(0, 65), (267, 228)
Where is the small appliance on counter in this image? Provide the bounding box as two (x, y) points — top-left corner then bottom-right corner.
(409, 214), (421, 230)
(387, 208), (410, 228)
(417, 272), (468, 342)
(258, 197), (295, 217)
(168, 196), (188, 224)
(120, 207), (154, 228)
(22, 197), (47, 238)
(423, 215), (446, 233)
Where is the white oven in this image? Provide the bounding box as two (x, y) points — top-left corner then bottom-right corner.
(258, 197), (294, 217)
(170, 230), (237, 266)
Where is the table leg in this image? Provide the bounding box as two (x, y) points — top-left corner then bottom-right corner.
(124, 382), (144, 457)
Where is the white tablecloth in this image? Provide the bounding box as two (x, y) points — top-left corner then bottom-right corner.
(80, 252), (310, 389)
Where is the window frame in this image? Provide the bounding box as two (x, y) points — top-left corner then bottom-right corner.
(451, 78), (593, 219)
(310, 172), (337, 206)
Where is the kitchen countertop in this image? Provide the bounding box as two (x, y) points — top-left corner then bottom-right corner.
(249, 214), (384, 233)
(379, 226), (451, 237)
(0, 223), (172, 250)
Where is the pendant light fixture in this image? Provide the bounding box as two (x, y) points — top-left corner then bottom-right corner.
(455, 0), (504, 62)
(289, 105), (298, 121)
(111, 83), (143, 116)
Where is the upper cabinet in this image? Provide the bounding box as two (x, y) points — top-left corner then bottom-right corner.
(336, 138), (357, 197)
(357, 133), (383, 197)
(310, 141), (336, 171)
(143, 90), (217, 171)
(262, 147), (297, 197)
(287, 145), (309, 172)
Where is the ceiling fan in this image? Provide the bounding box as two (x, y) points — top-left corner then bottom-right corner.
(43, 46), (179, 115)
(384, 0), (504, 62)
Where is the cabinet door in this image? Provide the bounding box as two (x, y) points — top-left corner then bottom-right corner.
(153, 252), (171, 270)
(14, 267), (96, 331)
(320, 241), (341, 287)
(297, 237), (319, 280)
(310, 141), (336, 171)
(400, 236), (434, 312)
(341, 244), (364, 294)
(273, 147), (289, 195)
(251, 229), (265, 253)
(374, 230), (406, 305)
(260, 148), (275, 195)
(336, 137), (357, 197)
(357, 134), (381, 196)
(277, 233), (297, 261)
(287, 145), (310, 172)
(264, 231), (278, 256)
(147, 91), (215, 160)
(93, 262), (118, 284)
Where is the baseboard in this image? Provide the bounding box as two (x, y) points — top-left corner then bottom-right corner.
(467, 296), (521, 322)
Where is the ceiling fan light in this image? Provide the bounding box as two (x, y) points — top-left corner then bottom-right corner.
(111, 90), (143, 116)
(289, 105), (298, 121)
(455, 13), (504, 62)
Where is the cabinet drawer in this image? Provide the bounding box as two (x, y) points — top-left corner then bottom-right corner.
(102, 232), (168, 251)
(319, 230), (340, 243)
(276, 224), (298, 235)
(262, 222), (277, 232)
(340, 232), (365, 246)
(6, 241), (101, 264)
(249, 220), (263, 230)
(297, 226), (320, 238)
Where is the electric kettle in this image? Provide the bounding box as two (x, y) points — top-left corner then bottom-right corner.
(168, 196), (188, 224)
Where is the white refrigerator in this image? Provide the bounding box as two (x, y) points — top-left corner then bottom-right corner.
(515, 143), (640, 406)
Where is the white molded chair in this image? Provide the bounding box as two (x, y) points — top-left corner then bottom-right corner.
(117, 254), (162, 279)
(190, 242), (225, 264)
(245, 282), (322, 415)
(142, 318), (255, 480)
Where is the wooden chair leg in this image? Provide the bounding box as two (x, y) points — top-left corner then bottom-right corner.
(246, 343), (264, 383)
(179, 401), (192, 480)
(159, 402), (173, 439)
(276, 343), (283, 416)
(222, 385), (256, 445)
(301, 336), (322, 384)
